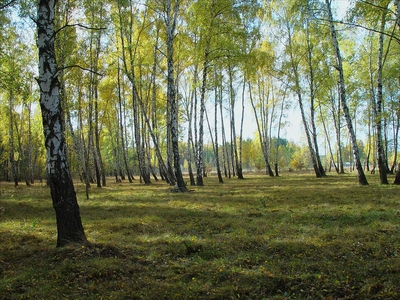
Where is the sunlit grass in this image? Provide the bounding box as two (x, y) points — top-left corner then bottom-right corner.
(1, 172), (399, 299)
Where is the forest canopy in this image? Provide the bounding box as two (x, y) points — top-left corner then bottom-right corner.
(0, 0), (399, 186)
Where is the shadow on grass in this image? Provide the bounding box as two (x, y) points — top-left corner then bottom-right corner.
(1, 174), (400, 299)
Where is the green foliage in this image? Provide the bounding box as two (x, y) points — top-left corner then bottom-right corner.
(1, 173), (400, 299)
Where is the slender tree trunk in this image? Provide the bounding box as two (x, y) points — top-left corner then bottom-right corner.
(132, 90), (151, 184)
(26, 101), (34, 184)
(331, 88), (345, 174)
(94, 88), (106, 187)
(394, 164), (400, 184)
(306, 25), (326, 177)
(117, 65), (133, 183)
(396, 0), (400, 37)
(325, 0), (368, 185)
(37, 0), (87, 247)
(375, 10), (388, 184)
(9, 91), (18, 186)
(286, 22), (321, 178)
(166, 0), (187, 191)
(274, 85), (288, 177)
(196, 46), (209, 186)
(249, 82), (274, 176)
(238, 77), (246, 178)
(91, 8), (106, 188)
(214, 78), (223, 183)
(319, 100), (338, 173)
(228, 65), (242, 179)
(219, 83), (230, 178)
(390, 114), (399, 173)
(187, 88), (196, 186)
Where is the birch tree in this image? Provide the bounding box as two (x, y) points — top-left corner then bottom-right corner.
(325, 0), (369, 185)
(36, 0), (87, 247)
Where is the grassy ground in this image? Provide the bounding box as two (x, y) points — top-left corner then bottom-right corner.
(0, 172), (399, 299)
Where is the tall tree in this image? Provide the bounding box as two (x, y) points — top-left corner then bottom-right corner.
(375, 3), (389, 184)
(36, 0), (87, 247)
(164, 0), (188, 191)
(325, 0), (368, 185)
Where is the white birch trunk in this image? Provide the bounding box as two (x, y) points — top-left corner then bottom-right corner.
(325, 0), (368, 185)
(37, 0), (87, 247)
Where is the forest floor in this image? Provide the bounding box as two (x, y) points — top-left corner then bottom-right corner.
(0, 172), (399, 299)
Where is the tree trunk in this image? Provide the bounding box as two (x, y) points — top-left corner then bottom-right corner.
(214, 77), (223, 183)
(325, 0), (368, 185)
(249, 82), (274, 176)
(228, 65), (243, 179)
(238, 77), (246, 179)
(306, 24), (326, 177)
(117, 65), (133, 183)
(132, 89), (151, 184)
(219, 85), (230, 178)
(375, 9), (388, 184)
(166, 0), (187, 191)
(26, 101), (34, 184)
(331, 88), (345, 174)
(187, 84), (196, 186)
(37, 0), (87, 247)
(319, 99), (338, 173)
(286, 21), (322, 178)
(394, 163), (400, 184)
(390, 114), (399, 173)
(274, 85), (288, 177)
(196, 47), (209, 186)
(9, 91), (18, 186)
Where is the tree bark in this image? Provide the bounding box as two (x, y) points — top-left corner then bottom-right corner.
(219, 84), (230, 178)
(196, 47), (209, 186)
(306, 24), (326, 177)
(325, 0), (368, 185)
(286, 21), (322, 178)
(117, 64), (133, 183)
(9, 91), (18, 186)
(249, 81), (274, 176)
(228, 65), (243, 179)
(37, 0), (87, 247)
(214, 76), (223, 183)
(375, 9), (388, 184)
(394, 163), (400, 184)
(166, 0), (187, 191)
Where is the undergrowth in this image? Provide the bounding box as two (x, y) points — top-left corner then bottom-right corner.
(1, 172), (399, 299)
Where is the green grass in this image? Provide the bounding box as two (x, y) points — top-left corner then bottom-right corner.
(1, 172), (399, 299)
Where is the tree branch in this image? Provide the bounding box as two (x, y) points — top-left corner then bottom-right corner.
(318, 18), (400, 44)
(58, 65), (104, 77)
(0, 0), (16, 10)
(359, 0), (396, 15)
(55, 23), (107, 36)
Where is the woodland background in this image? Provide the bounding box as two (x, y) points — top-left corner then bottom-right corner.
(0, 0), (399, 187)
